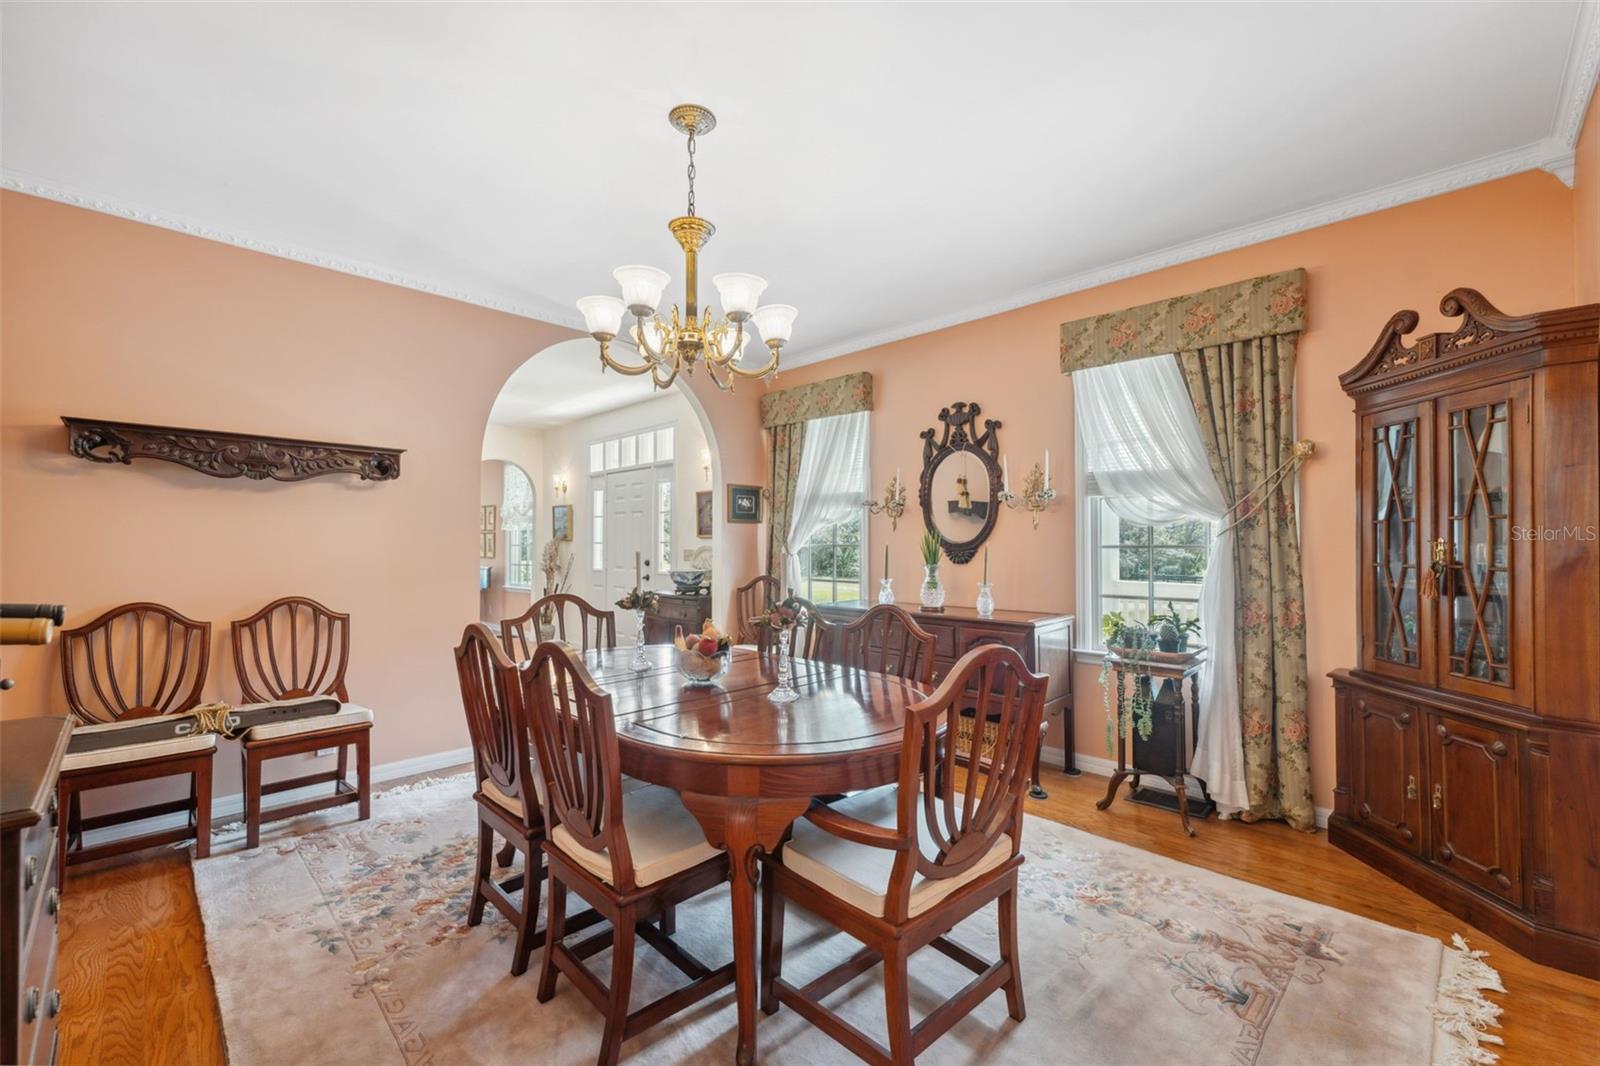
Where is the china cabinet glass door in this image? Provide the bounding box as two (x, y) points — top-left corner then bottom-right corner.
(1361, 405), (1431, 683)
(1436, 379), (1532, 706)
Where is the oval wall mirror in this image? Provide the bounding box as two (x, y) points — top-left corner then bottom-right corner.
(918, 401), (1002, 563)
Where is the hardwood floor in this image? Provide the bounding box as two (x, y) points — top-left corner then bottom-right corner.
(55, 766), (1600, 1065)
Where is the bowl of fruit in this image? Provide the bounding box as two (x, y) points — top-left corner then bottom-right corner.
(674, 621), (731, 686)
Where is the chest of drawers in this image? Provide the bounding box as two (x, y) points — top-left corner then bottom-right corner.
(1, 716), (72, 1066)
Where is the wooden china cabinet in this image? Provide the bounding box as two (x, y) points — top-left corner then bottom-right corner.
(1331, 289), (1599, 977)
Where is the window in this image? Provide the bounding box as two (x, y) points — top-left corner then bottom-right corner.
(1085, 498), (1207, 645)
(591, 487), (605, 571)
(797, 514), (864, 605)
(590, 426), (675, 473)
(657, 480), (672, 571)
(502, 464), (535, 589)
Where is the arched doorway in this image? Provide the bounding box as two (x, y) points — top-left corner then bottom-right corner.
(480, 338), (726, 642)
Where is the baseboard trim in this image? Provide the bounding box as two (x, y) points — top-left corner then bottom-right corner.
(1040, 744), (1331, 829)
(76, 745), (474, 850)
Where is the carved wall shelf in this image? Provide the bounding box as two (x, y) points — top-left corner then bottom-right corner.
(62, 417), (403, 483)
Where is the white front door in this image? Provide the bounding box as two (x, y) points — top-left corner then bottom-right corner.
(605, 467), (656, 640)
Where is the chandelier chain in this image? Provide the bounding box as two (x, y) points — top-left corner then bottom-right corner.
(685, 130), (697, 217)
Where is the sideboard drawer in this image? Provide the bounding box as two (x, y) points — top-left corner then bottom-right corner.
(952, 624), (1029, 658)
(15, 812), (56, 951)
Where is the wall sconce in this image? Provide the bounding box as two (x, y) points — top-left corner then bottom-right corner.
(553, 473), (569, 497)
(864, 468), (908, 531)
(701, 448), (712, 483)
(998, 452), (1057, 529)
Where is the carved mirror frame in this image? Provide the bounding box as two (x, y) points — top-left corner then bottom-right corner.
(918, 401), (1002, 564)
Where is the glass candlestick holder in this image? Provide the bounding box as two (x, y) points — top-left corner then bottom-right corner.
(878, 577), (895, 605)
(632, 609), (650, 671)
(976, 582), (995, 618)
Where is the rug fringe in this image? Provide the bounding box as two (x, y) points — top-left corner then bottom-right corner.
(1432, 934), (1506, 1065)
(375, 772), (471, 799)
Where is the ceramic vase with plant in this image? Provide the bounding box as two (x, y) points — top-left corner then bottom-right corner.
(919, 529), (945, 611)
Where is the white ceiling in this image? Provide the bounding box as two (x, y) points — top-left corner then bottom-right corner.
(489, 338), (659, 427)
(3, 3), (1596, 369)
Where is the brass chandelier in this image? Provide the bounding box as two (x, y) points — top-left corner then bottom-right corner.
(575, 104), (797, 392)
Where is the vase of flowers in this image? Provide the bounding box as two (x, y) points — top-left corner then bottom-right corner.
(765, 595), (806, 704)
(615, 585), (660, 671)
(918, 529), (945, 611)
(537, 541), (573, 640)
(674, 621), (731, 686)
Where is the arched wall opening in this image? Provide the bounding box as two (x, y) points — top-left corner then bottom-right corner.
(479, 338), (765, 639)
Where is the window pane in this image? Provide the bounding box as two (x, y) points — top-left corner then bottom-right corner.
(839, 514), (861, 546)
(620, 434), (637, 467)
(1101, 595), (1154, 626)
(1155, 519), (1209, 546)
(1116, 516), (1152, 546)
(589, 442), (605, 474)
(1153, 547), (1206, 583)
(656, 427), (674, 462)
(592, 487), (605, 518)
(638, 431), (655, 465)
(592, 487), (605, 570)
(604, 439), (620, 470)
(657, 481), (672, 571)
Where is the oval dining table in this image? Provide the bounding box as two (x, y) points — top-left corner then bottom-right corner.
(573, 642), (927, 1066)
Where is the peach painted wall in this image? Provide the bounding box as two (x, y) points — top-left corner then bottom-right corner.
(0, 192), (767, 805)
(769, 170), (1578, 813)
(1576, 97), (1600, 304)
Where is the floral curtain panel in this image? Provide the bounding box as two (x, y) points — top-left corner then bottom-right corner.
(761, 372), (874, 582)
(1059, 269), (1307, 375)
(1060, 270), (1313, 830)
(1177, 335), (1314, 829)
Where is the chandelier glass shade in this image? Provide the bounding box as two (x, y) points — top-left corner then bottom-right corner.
(575, 104), (796, 391)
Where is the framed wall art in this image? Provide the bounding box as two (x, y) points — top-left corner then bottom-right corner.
(695, 490), (713, 538)
(726, 484), (762, 525)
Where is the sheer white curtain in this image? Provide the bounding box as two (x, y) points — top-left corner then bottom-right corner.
(1074, 355), (1246, 814)
(784, 411), (870, 594)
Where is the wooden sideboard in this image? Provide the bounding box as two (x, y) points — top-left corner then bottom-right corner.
(815, 603), (1076, 776)
(644, 592), (715, 646)
(1, 717), (71, 1066)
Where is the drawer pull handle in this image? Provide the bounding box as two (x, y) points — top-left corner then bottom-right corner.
(48, 990), (62, 1018)
(23, 987), (40, 1024)
(1432, 784), (1443, 810)
(1406, 775), (1417, 800)
(48, 887), (61, 918)
(24, 855), (38, 890)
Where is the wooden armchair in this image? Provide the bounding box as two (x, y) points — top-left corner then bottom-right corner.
(760, 644), (1047, 1065)
(501, 593), (615, 660)
(832, 604), (936, 685)
(231, 596), (372, 849)
(734, 575), (779, 644)
(523, 643), (734, 1066)
(57, 603), (216, 878)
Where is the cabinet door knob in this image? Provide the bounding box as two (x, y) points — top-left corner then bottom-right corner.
(24, 855), (37, 890)
(23, 987), (40, 1024)
(1406, 775), (1417, 800)
(1432, 783), (1443, 810)
(47, 989), (62, 1018)
(48, 887), (61, 918)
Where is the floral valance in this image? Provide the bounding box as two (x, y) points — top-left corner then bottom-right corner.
(1059, 269), (1307, 374)
(760, 371), (873, 428)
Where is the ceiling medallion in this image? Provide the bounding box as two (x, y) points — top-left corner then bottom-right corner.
(575, 104), (796, 392)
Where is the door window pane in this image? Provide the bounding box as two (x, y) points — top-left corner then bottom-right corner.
(620, 435), (637, 468)
(638, 431), (655, 465)
(589, 442), (605, 474)
(604, 439), (620, 470)
(656, 427), (675, 462)
(591, 487), (605, 570)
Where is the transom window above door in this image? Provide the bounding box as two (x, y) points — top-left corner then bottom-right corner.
(589, 427), (675, 474)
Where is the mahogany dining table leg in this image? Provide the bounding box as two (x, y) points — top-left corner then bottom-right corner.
(680, 790), (811, 1066)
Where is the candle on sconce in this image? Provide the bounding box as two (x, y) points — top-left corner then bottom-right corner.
(1002, 455), (1009, 493)
(1044, 449), (1050, 488)
(895, 467), (901, 489)
(635, 551), (641, 589)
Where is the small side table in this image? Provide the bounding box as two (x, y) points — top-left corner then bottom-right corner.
(1095, 651), (1212, 836)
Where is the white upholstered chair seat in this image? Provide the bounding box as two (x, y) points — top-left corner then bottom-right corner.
(244, 704), (374, 741)
(548, 783), (719, 887)
(782, 784), (1014, 918)
(62, 730), (217, 772)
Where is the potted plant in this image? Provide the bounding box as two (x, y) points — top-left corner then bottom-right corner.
(1099, 611), (1160, 751)
(919, 529), (945, 611)
(1150, 601), (1202, 653)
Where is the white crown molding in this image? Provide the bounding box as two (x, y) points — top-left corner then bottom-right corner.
(784, 138), (1562, 369)
(0, 169), (586, 332)
(1551, 0), (1600, 151)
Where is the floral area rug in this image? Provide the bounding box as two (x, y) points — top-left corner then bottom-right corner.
(193, 774), (1503, 1065)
